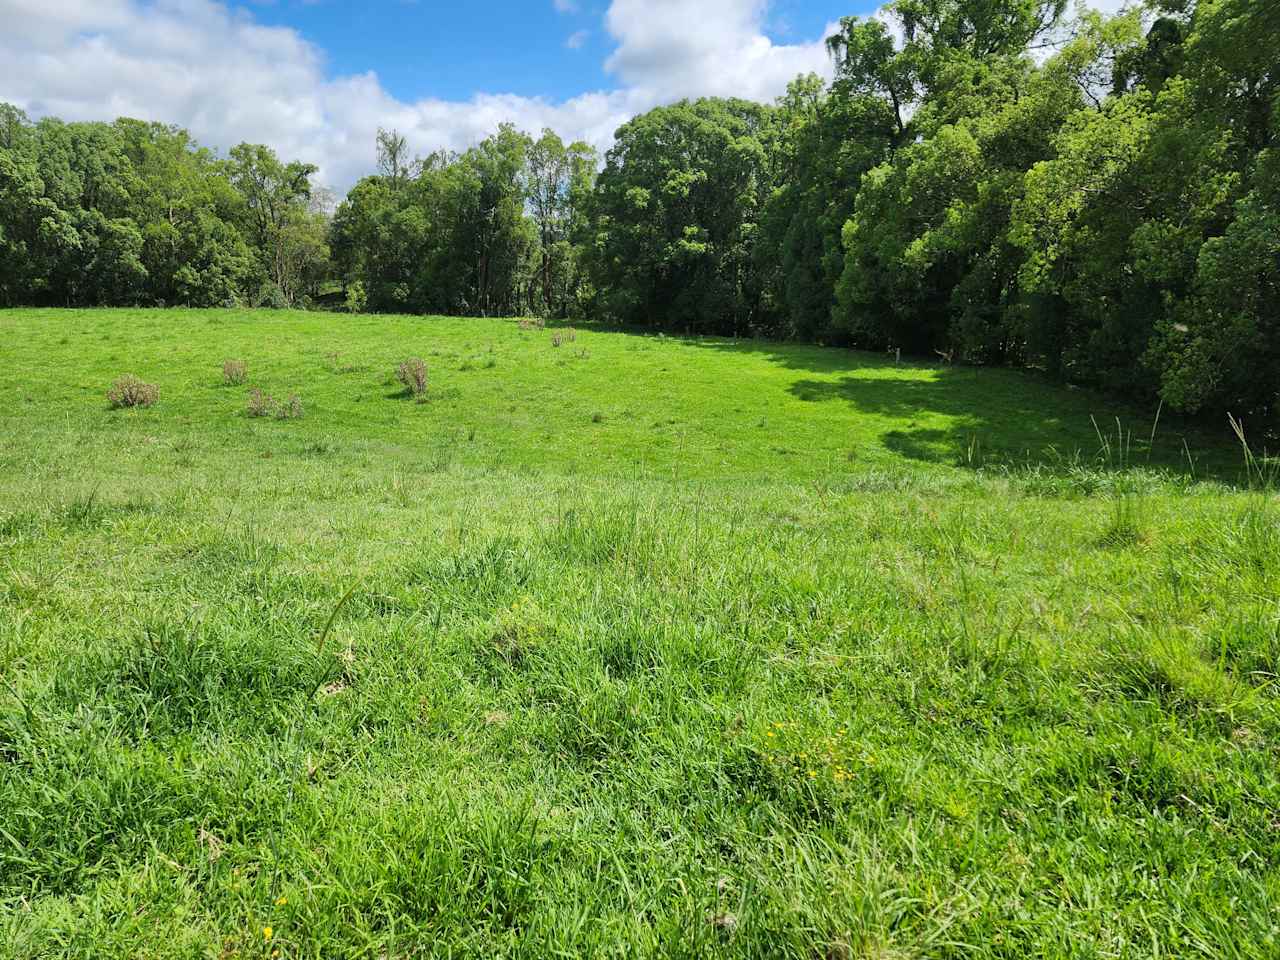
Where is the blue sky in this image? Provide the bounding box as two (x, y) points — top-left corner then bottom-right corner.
(239, 1), (861, 104)
(0, 0), (876, 188)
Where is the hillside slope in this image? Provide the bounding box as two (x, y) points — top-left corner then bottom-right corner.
(0, 309), (1276, 958)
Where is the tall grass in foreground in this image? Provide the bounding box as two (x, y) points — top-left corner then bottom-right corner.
(1230, 413), (1280, 491)
(263, 583), (361, 934)
(0, 309), (1277, 958)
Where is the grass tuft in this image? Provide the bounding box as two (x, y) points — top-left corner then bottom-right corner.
(222, 359), (247, 386)
(395, 357), (429, 401)
(247, 387), (304, 420)
(106, 374), (158, 409)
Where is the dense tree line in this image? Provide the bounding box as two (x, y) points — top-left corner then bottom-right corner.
(0, 0), (1275, 424)
(0, 106), (328, 309)
(330, 126), (596, 317)
(580, 0), (1277, 424)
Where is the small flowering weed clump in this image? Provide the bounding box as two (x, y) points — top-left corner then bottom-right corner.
(486, 593), (548, 668)
(760, 721), (865, 786)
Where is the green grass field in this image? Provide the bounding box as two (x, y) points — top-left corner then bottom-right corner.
(1, 308), (1277, 958)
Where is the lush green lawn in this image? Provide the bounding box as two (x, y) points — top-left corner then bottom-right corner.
(1, 308), (1277, 958)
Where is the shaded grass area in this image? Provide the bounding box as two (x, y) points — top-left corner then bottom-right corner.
(689, 337), (1242, 482)
(0, 309), (1277, 958)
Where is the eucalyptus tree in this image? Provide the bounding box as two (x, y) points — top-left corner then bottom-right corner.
(228, 142), (326, 305)
(376, 128), (411, 191)
(457, 124), (535, 316)
(527, 129), (597, 317)
(331, 126), (537, 317)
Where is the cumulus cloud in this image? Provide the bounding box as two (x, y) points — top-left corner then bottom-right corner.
(0, 0), (838, 190)
(604, 0), (838, 102)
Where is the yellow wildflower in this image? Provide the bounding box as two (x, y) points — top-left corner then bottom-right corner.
(263, 926), (273, 941)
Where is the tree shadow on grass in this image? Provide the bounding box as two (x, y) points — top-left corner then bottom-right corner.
(880, 427), (972, 464)
(790, 371), (1082, 466)
(689, 336), (1242, 482)
(689, 335), (878, 375)
(794, 371), (1250, 480)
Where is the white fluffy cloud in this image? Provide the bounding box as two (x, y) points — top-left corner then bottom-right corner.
(604, 0), (837, 102)
(0, 0), (839, 190)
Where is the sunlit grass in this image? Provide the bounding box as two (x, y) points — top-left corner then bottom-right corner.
(0, 308), (1276, 958)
